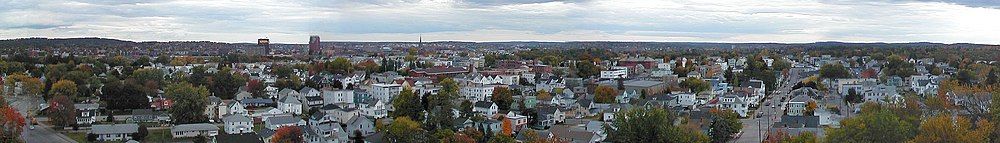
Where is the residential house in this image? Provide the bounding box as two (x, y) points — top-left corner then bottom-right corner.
(171, 123), (220, 138)
(265, 115), (306, 130)
(346, 116), (376, 135)
(359, 99), (388, 119)
(74, 103), (99, 125)
(278, 95), (303, 115)
(474, 101), (499, 117)
(90, 124), (139, 141)
(223, 115), (253, 134)
(536, 106), (565, 128)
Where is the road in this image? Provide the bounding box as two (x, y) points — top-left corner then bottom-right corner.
(733, 68), (802, 143)
(8, 96), (76, 143)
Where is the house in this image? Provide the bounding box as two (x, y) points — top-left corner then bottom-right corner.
(719, 94), (749, 117)
(206, 96), (223, 121)
(131, 109), (158, 123)
(910, 75), (940, 96)
(862, 85), (901, 103)
(322, 90), (354, 105)
(265, 115), (306, 130)
(460, 84), (497, 102)
(228, 101), (249, 116)
(473, 101), (499, 117)
(674, 93), (697, 107)
(536, 106), (565, 128)
(346, 116), (376, 135)
(74, 103), (99, 125)
(359, 99), (388, 119)
(549, 125), (601, 143)
(623, 80), (667, 96)
(235, 91), (253, 101)
(278, 95), (303, 115)
(223, 115), (253, 134)
(171, 123), (220, 138)
(369, 83), (402, 101)
(600, 67), (628, 79)
(331, 108), (362, 123)
(90, 124), (139, 141)
(787, 94), (813, 116)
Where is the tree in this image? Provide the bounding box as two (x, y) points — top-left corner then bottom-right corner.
(500, 117), (513, 136)
(327, 57), (354, 74)
(606, 107), (710, 143)
(48, 95), (76, 128)
(1, 104), (26, 142)
(594, 85), (617, 103)
(488, 133), (516, 143)
(271, 126), (304, 143)
(819, 64), (851, 79)
(49, 80), (78, 100)
(491, 87), (515, 111)
(825, 103), (915, 143)
(101, 79), (150, 110)
(356, 60), (380, 74)
(575, 61), (600, 78)
(805, 101), (818, 116)
(209, 68), (247, 99)
(709, 109), (742, 142)
(392, 87), (424, 121)
(351, 130), (366, 143)
(386, 117), (427, 142)
(910, 114), (993, 143)
(460, 100), (474, 118)
(845, 88), (862, 104)
(246, 79), (267, 98)
(537, 91), (552, 101)
(680, 77), (710, 93)
(133, 124), (149, 141)
(430, 129), (455, 143)
(166, 83), (210, 124)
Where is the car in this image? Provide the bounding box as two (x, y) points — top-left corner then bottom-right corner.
(29, 125), (34, 130)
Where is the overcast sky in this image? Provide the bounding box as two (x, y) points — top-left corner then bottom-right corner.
(1, 0), (999, 44)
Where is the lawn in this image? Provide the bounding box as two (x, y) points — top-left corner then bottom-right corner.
(144, 129), (178, 142)
(66, 132), (88, 143)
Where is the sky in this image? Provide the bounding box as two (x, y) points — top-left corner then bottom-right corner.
(1, 0), (999, 44)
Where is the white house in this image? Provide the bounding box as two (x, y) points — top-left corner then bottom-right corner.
(910, 75), (940, 96)
(90, 124), (138, 141)
(228, 101), (249, 116)
(787, 94), (813, 116)
(278, 95), (303, 115)
(171, 123), (219, 138)
(600, 66), (628, 79)
(223, 115), (253, 134)
(369, 83), (402, 101)
(74, 103), (99, 125)
(460, 84), (497, 102)
(473, 101), (499, 117)
(719, 94), (749, 117)
(675, 93), (697, 107)
(265, 115), (306, 130)
(862, 85), (901, 103)
(323, 90), (355, 105)
(360, 99), (388, 119)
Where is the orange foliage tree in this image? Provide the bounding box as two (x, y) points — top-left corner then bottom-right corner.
(271, 126), (304, 143)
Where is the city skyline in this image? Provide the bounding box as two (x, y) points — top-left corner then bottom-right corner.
(2, 0), (1000, 44)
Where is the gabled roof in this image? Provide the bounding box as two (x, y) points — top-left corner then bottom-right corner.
(267, 116), (304, 126)
(475, 101), (495, 108)
(789, 94), (812, 103)
(223, 115), (252, 123)
(91, 124), (139, 134)
(171, 123), (219, 132)
(279, 95), (301, 104)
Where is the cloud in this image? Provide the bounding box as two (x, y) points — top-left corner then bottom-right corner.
(0, 0), (998, 44)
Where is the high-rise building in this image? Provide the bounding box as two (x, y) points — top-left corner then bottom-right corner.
(309, 36), (320, 55)
(258, 38), (270, 54)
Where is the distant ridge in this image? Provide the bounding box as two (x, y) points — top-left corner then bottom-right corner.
(0, 37), (995, 48)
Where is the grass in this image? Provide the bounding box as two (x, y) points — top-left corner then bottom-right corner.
(144, 129), (177, 142)
(66, 132), (88, 143)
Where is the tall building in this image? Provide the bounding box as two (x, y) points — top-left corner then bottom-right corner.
(309, 36), (320, 55)
(258, 38), (270, 54)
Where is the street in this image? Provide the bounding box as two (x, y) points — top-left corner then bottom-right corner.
(8, 96), (76, 143)
(733, 69), (802, 143)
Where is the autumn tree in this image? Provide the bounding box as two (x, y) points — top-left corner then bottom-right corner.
(910, 114), (993, 143)
(246, 79), (267, 98)
(166, 83), (210, 124)
(491, 86), (515, 111)
(680, 77), (710, 93)
(500, 116), (513, 136)
(845, 88), (862, 104)
(594, 85), (617, 103)
(386, 117), (427, 142)
(825, 103), (915, 143)
(48, 95), (76, 127)
(805, 101), (818, 116)
(0, 98), (26, 142)
(271, 126), (304, 143)
(49, 80), (78, 100)
(537, 90), (552, 101)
